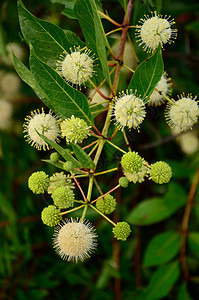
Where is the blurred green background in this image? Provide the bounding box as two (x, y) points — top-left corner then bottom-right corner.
(0, 0), (199, 299)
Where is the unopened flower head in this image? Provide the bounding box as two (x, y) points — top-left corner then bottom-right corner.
(48, 172), (74, 194)
(41, 205), (62, 227)
(61, 115), (90, 144)
(121, 151), (143, 174)
(57, 46), (95, 87)
(52, 186), (75, 209)
(23, 109), (60, 150)
(150, 161), (172, 184)
(28, 171), (49, 194)
(135, 12), (177, 52)
(0, 99), (12, 130)
(113, 91), (146, 130)
(113, 222), (131, 241)
(165, 95), (199, 133)
(96, 194), (117, 215)
(53, 218), (98, 262)
(123, 159), (150, 183)
(148, 72), (172, 106)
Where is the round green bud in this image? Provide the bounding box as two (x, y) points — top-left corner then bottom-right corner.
(41, 205), (62, 227)
(112, 222), (131, 241)
(50, 152), (59, 163)
(121, 151), (142, 174)
(119, 177), (129, 188)
(52, 186), (75, 209)
(96, 194), (117, 214)
(63, 161), (74, 172)
(150, 161), (172, 184)
(28, 171), (49, 194)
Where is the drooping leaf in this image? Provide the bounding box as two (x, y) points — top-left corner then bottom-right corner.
(37, 132), (82, 170)
(143, 231), (180, 267)
(128, 44), (164, 100)
(29, 48), (94, 125)
(18, 0), (83, 68)
(144, 261), (180, 300)
(74, 0), (111, 85)
(72, 143), (95, 169)
(177, 283), (193, 300)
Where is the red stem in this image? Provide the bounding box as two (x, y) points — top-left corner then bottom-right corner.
(71, 174), (88, 202)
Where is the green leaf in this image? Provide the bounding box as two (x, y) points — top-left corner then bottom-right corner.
(188, 232), (199, 259)
(18, 0), (83, 68)
(29, 48), (94, 125)
(144, 261), (180, 300)
(0, 20), (7, 56)
(177, 283), (193, 300)
(127, 183), (186, 225)
(37, 131), (82, 169)
(116, 0), (127, 12)
(12, 51), (55, 111)
(42, 159), (65, 171)
(72, 143), (95, 169)
(74, 0), (111, 85)
(143, 231), (180, 267)
(128, 44), (164, 100)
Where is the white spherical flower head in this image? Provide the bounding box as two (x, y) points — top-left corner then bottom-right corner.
(114, 91), (146, 130)
(23, 109), (60, 150)
(57, 47), (95, 87)
(148, 72), (172, 106)
(0, 99), (13, 130)
(177, 132), (199, 155)
(166, 95), (199, 133)
(0, 73), (21, 97)
(135, 12), (177, 52)
(53, 218), (98, 262)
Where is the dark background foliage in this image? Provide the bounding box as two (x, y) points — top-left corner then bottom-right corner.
(0, 0), (199, 299)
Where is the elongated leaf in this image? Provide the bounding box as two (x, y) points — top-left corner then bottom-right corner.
(144, 262), (180, 300)
(29, 48), (94, 125)
(18, 0), (83, 68)
(143, 231), (180, 267)
(188, 232), (199, 258)
(42, 159), (65, 171)
(74, 0), (110, 85)
(72, 144), (95, 169)
(127, 183), (186, 225)
(177, 283), (193, 300)
(128, 44), (164, 100)
(37, 132), (82, 169)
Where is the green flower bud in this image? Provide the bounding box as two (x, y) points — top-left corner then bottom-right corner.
(48, 172), (74, 194)
(52, 186), (75, 209)
(50, 152), (59, 163)
(150, 161), (172, 184)
(96, 194), (117, 215)
(121, 151), (142, 174)
(119, 177), (129, 188)
(113, 222), (131, 241)
(63, 161), (74, 172)
(28, 171), (49, 194)
(41, 205), (62, 227)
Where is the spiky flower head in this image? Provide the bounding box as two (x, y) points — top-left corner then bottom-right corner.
(121, 151), (143, 174)
(50, 152), (59, 163)
(113, 91), (146, 130)
(53, 218), (98, 262)
(118, 177), (129, 188)
(56, 46), (95, 87)
(23, 109), (60, 150)
(123, 159), (150, 183)
(61, 115), (90, 144)
(135, 12), (177, 52)
(150, 161), (172, 184)
(52, 186), (75, 209)
(96, 194), (117, 215)
(165, 95), (199, 133)
(28, 171), (49, 194)
(48, 172), (74, 194)
(41, 205), (62, 227)
(63, 161), (74, 172)
(113, 222), (131, 241)
(148, 72), (172, 106)
(0, 99), (12, 130)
